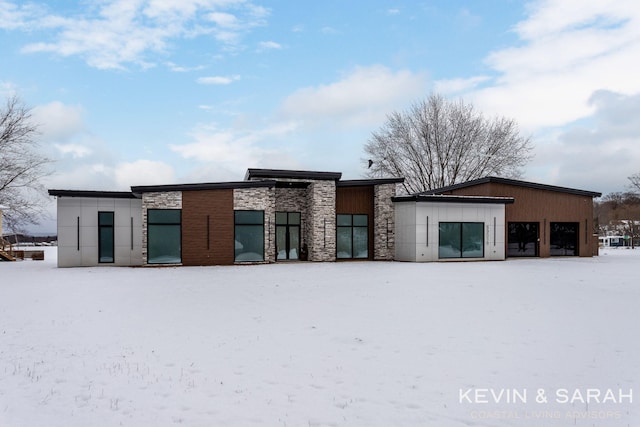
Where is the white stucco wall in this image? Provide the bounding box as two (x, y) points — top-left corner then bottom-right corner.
(57, 197), (143, 267)
(394, 202), (417, 262)
(394, 201), (506, 262)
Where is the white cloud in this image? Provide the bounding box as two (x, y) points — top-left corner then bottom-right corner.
(53, 143), (92, 159)
(321, 26), (340, 35)
(434, 76), (490, 95)
(165, 62), (205, 72)
(0, 1), (44, 30)
(115, 159), (175, 188)
(196, 75), (240, 85)
(207, 11), (239, 28)
(279, 65), (427, 127)
(257, 40), (282, 50)
(387, 9), (400, 15)
(461, 0), (640, 130)
(8, 0), (269, 69)
(528, 91), (640, 194)
(169, 121), (298, 176)
(31, 101), (85, 143)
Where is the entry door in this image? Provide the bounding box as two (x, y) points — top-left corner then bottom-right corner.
(507, 222), (539, 257)
(276, 212), (301, 260)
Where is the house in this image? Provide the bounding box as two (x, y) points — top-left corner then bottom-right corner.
(393, 194), (514, 262)
(48, 169), (404, 267)
(418, 177), (602, 258)
(49, 171), (602, 267)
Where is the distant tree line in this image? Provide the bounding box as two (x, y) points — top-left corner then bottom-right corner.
(594, 173), (640, 247)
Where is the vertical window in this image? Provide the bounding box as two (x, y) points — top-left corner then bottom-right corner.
(550, 222), (579, 256)
(276, 212), (301, 260)
(234, 210), (264, 262)
(148, 209), (181, 264)
(336, 214), (368, 259)
(439, 222), (484, 259)
(507, 222), (539, 257)
(98, 211), (114, 263)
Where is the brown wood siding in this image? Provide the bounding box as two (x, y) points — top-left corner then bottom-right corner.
(336, 186), (374, 259)
(182, 189), (234, 265)
(443, 183), (596, 257)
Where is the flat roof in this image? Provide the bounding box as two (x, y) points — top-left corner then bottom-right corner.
(393, 194), (515, 204)
(422, 176), (602, 198)
(48, 190), (137, 199)
(245, 168), (342, 181)
(337, 177), (405, 187)
(131, 180), (277, 194)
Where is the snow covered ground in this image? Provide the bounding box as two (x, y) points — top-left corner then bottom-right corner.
(0, 248), (638, 426)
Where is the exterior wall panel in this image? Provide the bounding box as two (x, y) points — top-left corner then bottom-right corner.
(443, 183), (596, 257)
(56, 197), (142, 267)
(394, 201), (506, 262)
(336, 186), (374, 260)
(182, 189), (234, 266)
(394, 202), (417, 261)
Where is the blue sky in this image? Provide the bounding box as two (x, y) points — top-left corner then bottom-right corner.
(2, 0), (640, 232)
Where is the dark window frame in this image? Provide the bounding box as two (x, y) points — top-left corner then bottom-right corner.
(147, 208), (182, 265)
(438, 221), (485, 259)
(276, 211), (301, 260)
(336, 213), (369, 259)
(234, 210), (265, 262)
(507, 222), (540, 257)
(549, 221), (579, 256)
(98, 211), (115, 263)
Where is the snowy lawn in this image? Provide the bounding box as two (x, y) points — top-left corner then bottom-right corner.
(0, 249), (638, 427)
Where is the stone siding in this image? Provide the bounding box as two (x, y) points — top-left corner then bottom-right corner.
(275, 187), (309, 254)
(233, 187), (276, 263)
(307, 181), (336, 261)
(142, 191), (182, 264)
(374, 183), (397, 260)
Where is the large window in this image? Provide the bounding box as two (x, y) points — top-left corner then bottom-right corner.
(98, 211), (114, 263)
(337, 214), (368, 259)
(439, 222), (484, 259)
(148, 209), (181, 264)
(507, 222), (539, 257)
(550, 222), (578, 256)
(276, 212), (301, 260)
(235, 210), (264, 262)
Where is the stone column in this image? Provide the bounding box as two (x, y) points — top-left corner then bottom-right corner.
(374, 183), (397, 260)
(307, 180), (336, 261)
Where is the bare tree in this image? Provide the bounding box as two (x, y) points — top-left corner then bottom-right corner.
(364, 93), (533, 194)
(629, 172), (640, 194)
(0, 95), (50, 231)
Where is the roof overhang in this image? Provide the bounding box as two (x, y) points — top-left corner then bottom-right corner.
(393, 194), (515, 204)
(48, 190), (137, 199)
(245, 168), (342, 181)
(422, 176), (602, 198)
(337, 177), (405, 187)
(131, 180), (277, 194)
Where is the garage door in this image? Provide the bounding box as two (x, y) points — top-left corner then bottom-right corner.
(550, 222), (579, 256)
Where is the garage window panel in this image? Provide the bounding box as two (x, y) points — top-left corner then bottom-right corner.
(439, 222), (484, 259)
